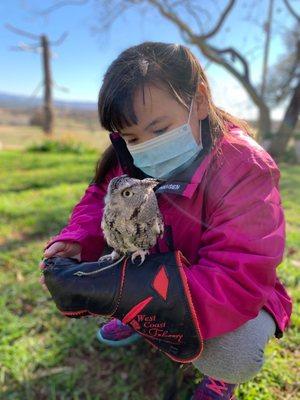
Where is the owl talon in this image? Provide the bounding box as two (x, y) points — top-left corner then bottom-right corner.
(98, 250), (120, 263)
(131, 250), (149, 265)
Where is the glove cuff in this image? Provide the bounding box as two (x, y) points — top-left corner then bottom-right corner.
(112, 250), (203, 363)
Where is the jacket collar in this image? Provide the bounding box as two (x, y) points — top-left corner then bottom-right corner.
(110, 117), (213, 199)
(154, 117), (213, 198)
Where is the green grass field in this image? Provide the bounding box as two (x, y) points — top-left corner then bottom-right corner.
(0, 148), (299, 400)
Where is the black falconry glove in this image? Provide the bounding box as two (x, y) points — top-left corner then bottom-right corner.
(42, 250), (204, 363)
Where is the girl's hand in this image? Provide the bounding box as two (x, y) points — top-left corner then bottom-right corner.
(39, 241), (82, 290)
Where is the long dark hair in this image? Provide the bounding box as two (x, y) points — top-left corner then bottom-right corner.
(93, 41), (254, 185)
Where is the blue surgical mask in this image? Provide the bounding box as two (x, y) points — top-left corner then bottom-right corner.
(127, 98), (203, 180)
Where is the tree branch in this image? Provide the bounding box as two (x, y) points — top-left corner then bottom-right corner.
(148, 0), (200, 42)
(30, 81), (44, 98)
(215, 47), (250, 82)
(165, 0), (212, 35)
(9, 43), (41, 53)
(34, 0), (89, 16)
(53, 81), (70, 93)
(49, 31), (69, 46)
(283, 0), (300, 22)
(94, 0), (134, 34)
(201, 0), (236, 39)
(5, 23), (40, 40)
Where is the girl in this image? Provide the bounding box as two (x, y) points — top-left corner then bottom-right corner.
(40, 42), (292, 400)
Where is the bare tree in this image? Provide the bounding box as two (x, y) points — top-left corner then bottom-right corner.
(101, 0), (299, 160)
(5, 24), (68, 136)
(33, 0), (300, 159)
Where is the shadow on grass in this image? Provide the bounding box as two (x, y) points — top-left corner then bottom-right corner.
(1, 334), (198, 400)
(1, 203), (78, 252)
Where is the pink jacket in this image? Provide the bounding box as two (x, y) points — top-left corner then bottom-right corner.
(44, 126), (292, 340)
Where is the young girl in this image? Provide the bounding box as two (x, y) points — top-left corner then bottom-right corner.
(40, 42), (292, 400)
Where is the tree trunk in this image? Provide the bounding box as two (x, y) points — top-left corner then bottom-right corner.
(269, 79), (300, 160)
(41, 35), (54, 136)
(257, 104), (271, 143)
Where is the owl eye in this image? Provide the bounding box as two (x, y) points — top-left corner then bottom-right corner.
(122, 189), (133, 197)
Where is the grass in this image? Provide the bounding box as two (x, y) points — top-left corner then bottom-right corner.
(0, 120), (110, 152)
(0, 149), (299, 399)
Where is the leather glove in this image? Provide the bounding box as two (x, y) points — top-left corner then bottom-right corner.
(42, 250), (204, 363)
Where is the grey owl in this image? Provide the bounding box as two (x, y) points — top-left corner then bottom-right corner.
(100, 174), (164, 266)
(74, 174), (165, 276)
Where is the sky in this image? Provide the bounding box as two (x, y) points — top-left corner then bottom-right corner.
(0, 0), (296, 120)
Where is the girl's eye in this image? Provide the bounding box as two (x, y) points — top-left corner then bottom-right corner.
(128, 138), (138, 144)
(154, 127), (169, 135)
(122, 190), (133, 197)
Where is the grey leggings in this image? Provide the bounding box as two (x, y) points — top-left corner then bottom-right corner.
(192, 308), (277, 384)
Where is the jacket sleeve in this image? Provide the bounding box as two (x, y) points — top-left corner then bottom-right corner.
(183, 149), (285, 339)
(44, 163), (123, 262)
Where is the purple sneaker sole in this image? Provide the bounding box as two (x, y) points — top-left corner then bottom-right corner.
(96, 319), (142, 347)
(96, 328), (141, 347)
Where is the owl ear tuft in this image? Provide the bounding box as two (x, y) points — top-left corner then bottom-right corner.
(141, 178), (160, 188)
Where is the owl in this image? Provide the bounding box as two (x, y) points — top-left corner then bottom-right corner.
(100, 174), (164, 266)
(74, 174), (164, 276)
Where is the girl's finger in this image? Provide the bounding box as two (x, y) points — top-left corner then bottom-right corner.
(44, 242), (66, 258)
(39, 260), (45, 270)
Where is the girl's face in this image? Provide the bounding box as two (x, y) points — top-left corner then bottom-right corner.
(119, 83), (208, 146)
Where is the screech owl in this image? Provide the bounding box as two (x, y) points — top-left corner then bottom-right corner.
(101, 174), (164, 263)
(74, 174), (164, 276)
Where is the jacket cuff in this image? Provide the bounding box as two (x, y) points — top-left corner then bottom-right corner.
(43, 230), (104, 262)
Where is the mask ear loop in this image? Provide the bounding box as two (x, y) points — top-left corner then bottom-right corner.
(187, 98), (194, 125)
(198, 118), (203, 148)
(188, 97), (202, 148)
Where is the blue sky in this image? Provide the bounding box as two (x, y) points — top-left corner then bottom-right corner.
(0, 0), (295, 119)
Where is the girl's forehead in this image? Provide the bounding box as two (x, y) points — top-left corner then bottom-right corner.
(118, 83), (189, 133)
(133, 84), (182, 116)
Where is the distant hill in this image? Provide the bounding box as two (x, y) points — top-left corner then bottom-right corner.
(0, 92), (97, 111)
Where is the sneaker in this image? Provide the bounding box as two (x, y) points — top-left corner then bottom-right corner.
(96, 318), (142, 347)
(191, 375), (237, 400)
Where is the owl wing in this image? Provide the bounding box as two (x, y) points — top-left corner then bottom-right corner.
(102, 206), (145, 254)
(101, 209), (129, 254)
(155, 210), (165, 238)
(129, 192), (164, 248)
(144, 193), (164, 238)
